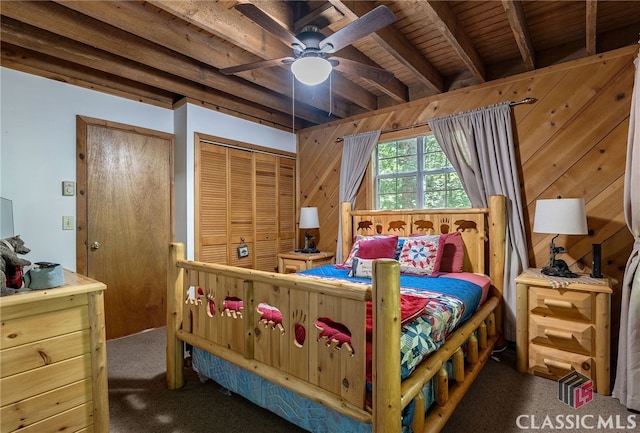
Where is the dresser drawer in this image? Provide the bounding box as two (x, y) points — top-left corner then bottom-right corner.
(529, 344), (593, 382)
(529, 315), (593, 355)
(528, 286), (593, 322)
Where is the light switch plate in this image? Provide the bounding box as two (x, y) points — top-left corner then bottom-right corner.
(63, 216), (74, 230)
(62, 181), (75, 196)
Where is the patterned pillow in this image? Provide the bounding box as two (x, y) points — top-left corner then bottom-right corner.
(348, 257), (374, 278)
(398, 235), (445, 275)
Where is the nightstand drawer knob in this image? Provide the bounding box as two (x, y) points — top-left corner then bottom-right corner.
(543, 299), (573, 309)
(544, 329), (573, 340)
(543, 358), (572, 370)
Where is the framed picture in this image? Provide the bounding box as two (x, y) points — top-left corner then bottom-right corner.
(237, 245), (249, 258)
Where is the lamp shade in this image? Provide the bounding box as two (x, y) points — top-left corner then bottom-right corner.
(533, 198), (588, 235)
(291, 57), (332, 86)
(299, 207), (320, 229)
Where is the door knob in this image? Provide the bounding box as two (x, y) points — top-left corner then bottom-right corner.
(91, 241), (101, 250)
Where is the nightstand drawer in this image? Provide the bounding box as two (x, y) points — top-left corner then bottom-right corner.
(528, 286), (593, 322)
(529, 344), (593, 382)
(281, 258), (307, 274)
(529, 315), (593, 355)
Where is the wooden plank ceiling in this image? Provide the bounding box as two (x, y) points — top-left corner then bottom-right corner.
(2, 1), (639, 131)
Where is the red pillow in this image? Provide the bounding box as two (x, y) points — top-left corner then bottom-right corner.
(439, 232), (465, 273)
(356, 235), (398, 259)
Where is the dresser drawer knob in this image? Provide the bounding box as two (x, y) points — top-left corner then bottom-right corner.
(543, 299), (573, 309)
(543, 358), (572, 370)
(544, 329), (573, 340)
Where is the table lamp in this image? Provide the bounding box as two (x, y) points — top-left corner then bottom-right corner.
(299, 207), (320, 254)
(533, 197), (588, 278)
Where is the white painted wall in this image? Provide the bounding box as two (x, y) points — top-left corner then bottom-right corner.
(0, 67), (295, 270)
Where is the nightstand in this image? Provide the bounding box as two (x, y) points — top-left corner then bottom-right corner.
(515, 269), (612, 395)
(277, 251), (335, 274)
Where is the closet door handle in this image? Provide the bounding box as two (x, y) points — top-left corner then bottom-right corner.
(91, 241), (101, 250)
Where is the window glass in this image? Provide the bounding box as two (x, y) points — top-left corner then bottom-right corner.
(375, 134), (471, 209)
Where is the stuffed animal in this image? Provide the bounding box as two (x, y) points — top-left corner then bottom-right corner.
(0, 235), (32, 291)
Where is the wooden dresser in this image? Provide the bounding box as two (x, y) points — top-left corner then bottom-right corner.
(0, 270), (108, 432)
(515, 269), (612, 395)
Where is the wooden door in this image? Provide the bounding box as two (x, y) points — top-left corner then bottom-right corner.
(76, 116), (173, 340)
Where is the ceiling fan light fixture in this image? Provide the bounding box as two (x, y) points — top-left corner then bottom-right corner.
(291, 56), (332, 86)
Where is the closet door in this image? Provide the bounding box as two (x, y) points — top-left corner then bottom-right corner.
(255, 153), (279, 271)
(196, 137), (295, 270)
(278, 158), (296, 254)
(228, 148), (255, 268)
(198, 144), (228, 263)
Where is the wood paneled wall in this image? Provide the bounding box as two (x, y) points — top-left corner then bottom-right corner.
(298, 45), (638, 346)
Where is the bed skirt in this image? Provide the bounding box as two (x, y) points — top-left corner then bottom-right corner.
(192, 347), (451, 433)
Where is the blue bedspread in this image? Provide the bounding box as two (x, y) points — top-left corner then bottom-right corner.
(299, 264), (482, 322)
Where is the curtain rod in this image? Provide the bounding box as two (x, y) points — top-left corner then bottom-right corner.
(334, 97), (536, 142)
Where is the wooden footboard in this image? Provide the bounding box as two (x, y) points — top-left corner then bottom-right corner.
(167, 243), (374, 421)
(167, 195), (507, 433)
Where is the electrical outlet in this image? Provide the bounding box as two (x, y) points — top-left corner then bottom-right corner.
(63, 216), (74, 230)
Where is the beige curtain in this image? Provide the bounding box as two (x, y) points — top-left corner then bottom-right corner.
(336, 130), (381, 262)
(430, 102), (529, 341)
(613, 48), (640, 412)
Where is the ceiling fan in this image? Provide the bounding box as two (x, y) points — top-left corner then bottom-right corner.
(220, 3), (396, 86)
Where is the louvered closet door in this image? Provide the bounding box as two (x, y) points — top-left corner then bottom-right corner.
(196, 138), (295, 270)
(198, 144), (228, 263)
(278, 158), (296, 253)
(255, 153), (279, 271)
(228, 148), (255, 268)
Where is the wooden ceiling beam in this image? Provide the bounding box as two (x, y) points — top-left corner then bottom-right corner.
(586, 0), (598, 56)
(0, 3), (328, 126)
(50, 0), (361, 117)
(423, 0), (486, 84)
(147, 0), (378, 111)
(1, 44), (176, 107)
(502, 0), (536, 71)
(330, 0), (444, 94)
(0, 22), (303, 129)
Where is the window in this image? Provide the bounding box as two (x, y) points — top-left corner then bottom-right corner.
(375, 134), (471, 210)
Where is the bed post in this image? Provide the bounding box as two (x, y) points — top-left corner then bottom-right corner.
(488, 195), (506, 340)
(372, 258), (402, 433)
(340, 201), (353, 263)
(167, 242), (185, 390)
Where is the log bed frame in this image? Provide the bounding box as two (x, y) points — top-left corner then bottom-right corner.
(167, 195), (506, 433)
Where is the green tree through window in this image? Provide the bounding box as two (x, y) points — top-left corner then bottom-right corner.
(375, 135), (471, 210)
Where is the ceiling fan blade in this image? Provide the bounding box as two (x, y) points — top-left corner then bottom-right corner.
(319, 5), (396, 54)
(330, 57), (394, 83)
(235, 3), (305, 49)
(220, 57), (294, 75)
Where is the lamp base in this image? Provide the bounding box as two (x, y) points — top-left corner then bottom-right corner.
(302, 233), (318, 254)
(541, 259), (577, 278)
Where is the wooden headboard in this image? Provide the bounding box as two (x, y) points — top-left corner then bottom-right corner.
(340, 195), (506, 282)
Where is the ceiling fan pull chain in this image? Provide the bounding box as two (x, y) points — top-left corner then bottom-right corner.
(328, 73), (333, 118)
(292, 72), (296, 136)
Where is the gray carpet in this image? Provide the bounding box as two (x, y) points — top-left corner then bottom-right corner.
(107, 327), (633, 433)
